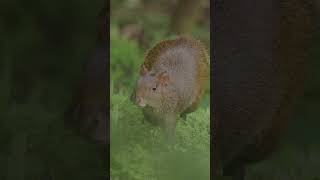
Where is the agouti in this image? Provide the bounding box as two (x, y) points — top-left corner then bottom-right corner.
(213, 0), (315, 179)
(130, 37), (209, 140)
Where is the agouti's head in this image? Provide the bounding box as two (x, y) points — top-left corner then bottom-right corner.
(131, 64), (170, 108)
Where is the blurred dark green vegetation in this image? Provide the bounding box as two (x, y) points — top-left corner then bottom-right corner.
(244, 29), (320, 179)
(0, 0), (107, 179)
(110, 0), (210, 179)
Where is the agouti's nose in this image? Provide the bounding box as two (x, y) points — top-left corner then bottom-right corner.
(136, 97), (146, 107)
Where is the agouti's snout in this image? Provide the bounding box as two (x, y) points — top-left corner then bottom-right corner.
(130, 91), (146, 107)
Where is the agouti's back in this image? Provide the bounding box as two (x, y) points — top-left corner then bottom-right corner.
(213, 0), (314, 179)
(142, 37), (209, 113)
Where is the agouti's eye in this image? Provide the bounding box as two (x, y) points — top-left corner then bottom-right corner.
(152, 87), (156, 91)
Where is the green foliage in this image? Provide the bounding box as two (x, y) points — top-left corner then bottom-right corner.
(137, 15), (171, 46)
(110, 90), (210, 180)
(110, 25), (144, 93)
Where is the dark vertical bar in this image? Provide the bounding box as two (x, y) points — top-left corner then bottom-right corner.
(105, 0), (110, 179)
(210, 0), (216, 178)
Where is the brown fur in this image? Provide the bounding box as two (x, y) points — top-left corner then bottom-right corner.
(141, 37), (209, 113)
(132, 37), (209, 139)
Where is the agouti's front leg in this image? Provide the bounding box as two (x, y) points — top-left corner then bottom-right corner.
(163, 112), (178, 143)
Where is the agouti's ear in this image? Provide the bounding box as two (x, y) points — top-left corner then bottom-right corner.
(140, 64), (148, 75)
(156, 71), (169, 86)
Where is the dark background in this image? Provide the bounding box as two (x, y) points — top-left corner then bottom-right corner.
(245, 30), (320, 180)
(241, 4), (320, 180)
(0, 0), (107, 179)
(245, 32), (320, 180)
(213, 1), (320, 179)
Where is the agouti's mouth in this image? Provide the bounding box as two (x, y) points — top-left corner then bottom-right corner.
(131, 94), (147, 107)
(138, 101), (146, 107)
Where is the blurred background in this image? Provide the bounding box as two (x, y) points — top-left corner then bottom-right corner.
(242, 8), (320, 180)
(0, 0), (107, 179)
(110, 0), (210, 180)
(245, 28), (320, 179)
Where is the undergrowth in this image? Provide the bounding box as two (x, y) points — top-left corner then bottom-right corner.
(110, 90), (210, 180)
